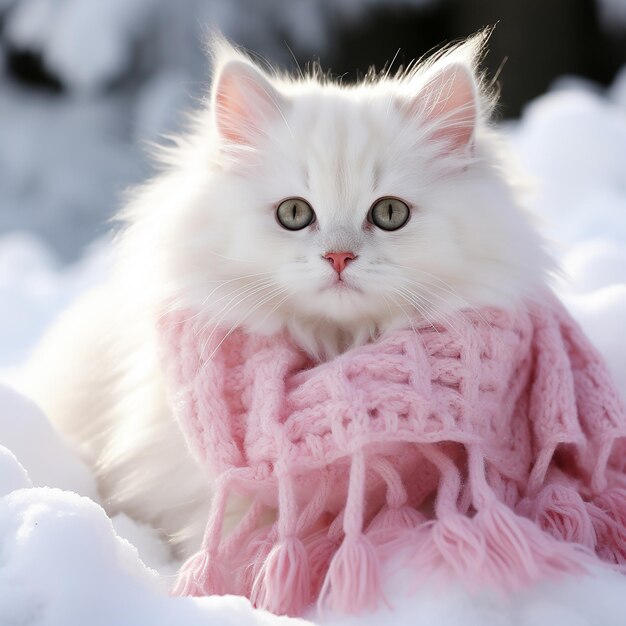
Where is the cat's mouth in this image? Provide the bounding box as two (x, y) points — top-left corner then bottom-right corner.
(324, 276), (362, 293)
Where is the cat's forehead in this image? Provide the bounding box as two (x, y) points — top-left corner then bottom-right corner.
(267, 87), (418, 213)
(290, 87), (395, 162)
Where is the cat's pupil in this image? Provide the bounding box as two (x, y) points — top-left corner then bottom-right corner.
(387, 204), (393, 221)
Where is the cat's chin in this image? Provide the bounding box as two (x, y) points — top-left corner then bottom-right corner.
(241, 302), (406, 360)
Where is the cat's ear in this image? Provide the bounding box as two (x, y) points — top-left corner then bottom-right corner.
(407, 62), (479, 153)
(211, 57), (284, 146)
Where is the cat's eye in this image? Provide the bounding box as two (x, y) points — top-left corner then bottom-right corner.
(368, 197), (410, 231)
(276, 198), (316, 231)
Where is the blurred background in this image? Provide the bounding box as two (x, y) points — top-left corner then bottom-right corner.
(0, 0), (625, 261)
(1, 0), (626, 374)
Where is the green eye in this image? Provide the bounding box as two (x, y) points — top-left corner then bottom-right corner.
(276, 198), (316, 231)
(369, 197), (410, 231)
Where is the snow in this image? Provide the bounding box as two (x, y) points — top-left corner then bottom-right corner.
(0, 384), (306, 626)
(0, 232), (111, 375)
(0, 82), (144, 261)
(2, 32), (626, 626)
(597, 0), (626, 30)
(0, 383), (97, 497)
(507, 77), (626, 396)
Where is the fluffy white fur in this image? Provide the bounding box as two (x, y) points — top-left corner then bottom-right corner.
(24, 33), (553, 558)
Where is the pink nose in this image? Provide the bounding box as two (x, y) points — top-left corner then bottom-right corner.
(323, 251), (356, 274)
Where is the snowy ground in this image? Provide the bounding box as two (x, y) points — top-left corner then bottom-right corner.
(2, 70), (626, 624)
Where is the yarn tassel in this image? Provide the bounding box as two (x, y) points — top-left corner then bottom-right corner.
(368, 504), (426, 536)
(251, 535), (311, 616)
(251, 471), (312, 615)
(367, 506), (428, 562)
(240, 525), (275, 597)
(531, 485), (596, 550)
(594, 488), (626, 527)
(404, 515), (485, 590)
(172, 549), (226, 596)
(319, 450), (385, 613)
(474, 501), (588, 589)
(405, 506), (588, 593)
(468, 447), (588, 590)
(367, 456), (426, 546)
(587, 500), (626, 565)
(404, 444), (487, 587)
(432, 514), (487, 582)
(319, 531), (382, 613)
(306, 528), (340, 597)
(172, 472), (233, 597)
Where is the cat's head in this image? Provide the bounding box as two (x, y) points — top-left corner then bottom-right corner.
(129, 33), (551, 357)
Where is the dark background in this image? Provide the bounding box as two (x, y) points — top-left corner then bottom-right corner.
(5, 0), (626, 118)
(307, 0), (625, 118)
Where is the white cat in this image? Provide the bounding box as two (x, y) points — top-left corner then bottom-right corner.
(24, 32), (552, 559)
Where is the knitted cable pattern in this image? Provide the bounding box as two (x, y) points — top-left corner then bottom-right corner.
(158, 290), (626, 616)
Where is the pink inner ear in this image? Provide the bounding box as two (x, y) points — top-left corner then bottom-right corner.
(216, 75), (256, 144)
(214, 61), (281, 147)
(419, 64), (477, 152)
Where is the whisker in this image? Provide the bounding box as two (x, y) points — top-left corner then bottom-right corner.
(200, 277), (276, 312)
(197, 280), (279, 358)
(204, 250), (257, 263)
(201, 286), (288, 366)
(395, 281), (466, 336)
(257, 292), (291, 327)
(156, 272), (276, 325)
(198, 271), (275, 305)
(390, 287), (442, 337)
(383, 293), (419, 337)
(388, 263), (495, 331)
(196, 279), (275, 333)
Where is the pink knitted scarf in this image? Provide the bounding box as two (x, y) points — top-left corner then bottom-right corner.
(159, 291), (626, 616)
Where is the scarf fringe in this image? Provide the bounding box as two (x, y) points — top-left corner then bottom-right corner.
(251, 536), (311, 616)
(472, 503), (588, 587)
(531, 484), (597, 549)
(367, 504), (426, 542)
(594, 488), (626, 527)
(318, 532), (385, 614)
(172, 550), (226, 597)
(587, 499), (626, 565)
(171, 458), (626, 616)
(394, 503), (589, 594)
(172, 486), (626, 614)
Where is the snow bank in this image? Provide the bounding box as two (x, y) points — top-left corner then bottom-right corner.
(508, 77), (626, 395)
(0, 232), (111, 375)
(0, 384), (307, 626)
(0, 384), (97, 497)
(0, 487), (305, 626)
